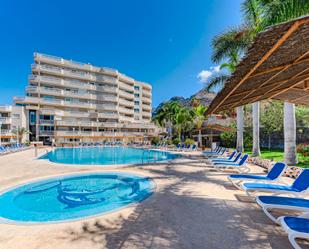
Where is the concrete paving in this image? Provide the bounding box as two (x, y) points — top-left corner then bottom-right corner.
(0, 148), (303, 249)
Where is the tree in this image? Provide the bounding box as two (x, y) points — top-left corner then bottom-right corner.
(193, 105), (208, 147)
(260, 100), (284, 150)
(12, 127), (31, 144)
(208, 0), (308, 155)
(152, 101), (181, 138)
(284, 102), (298, 165)
(252, 102), (261, 156)
(174, 108), (193, 141)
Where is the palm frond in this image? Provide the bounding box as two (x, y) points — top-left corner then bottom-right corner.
(261, 0), (309, 28)
(204, 73), (229, 92)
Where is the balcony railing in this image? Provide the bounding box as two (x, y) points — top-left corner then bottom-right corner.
(39, 120), (54, 125)
(40, 108), (64, 116)
(119, 98), (134, 107)
(39, 130), (55, 136)
(0, 117), (12, 124)
(34, 53), (118, 74)
(118, 90), (134, 99)
(0, 106), (12, 112)
(0, 130), (13, 136)
(97, 112), (119, 119)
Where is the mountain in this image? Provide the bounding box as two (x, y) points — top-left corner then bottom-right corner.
(153, 89), (216, 114)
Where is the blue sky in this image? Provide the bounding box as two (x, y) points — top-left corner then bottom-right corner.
(0, 0), (242, 107)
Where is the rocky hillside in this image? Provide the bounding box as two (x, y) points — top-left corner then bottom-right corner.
(153, 89), (216, 114)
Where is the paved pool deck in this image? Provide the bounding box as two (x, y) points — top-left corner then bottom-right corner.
(0, 147), (304, 249)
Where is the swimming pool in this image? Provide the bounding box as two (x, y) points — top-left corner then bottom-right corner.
(42, 147), (179, 165)
(0, 172), (154, 223)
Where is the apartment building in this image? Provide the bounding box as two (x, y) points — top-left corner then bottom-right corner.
(13, 53), (157, 145)
(0, 105), (27, 145)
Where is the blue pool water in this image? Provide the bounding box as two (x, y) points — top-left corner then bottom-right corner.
(42, 147), (179, 165)
(0, 173), (154, 223)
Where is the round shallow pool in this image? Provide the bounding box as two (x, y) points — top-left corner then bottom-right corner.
(42, 147), (179, 165)
(0, 173), (154, 223)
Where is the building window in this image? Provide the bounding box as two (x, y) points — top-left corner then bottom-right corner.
(13, 114), (20, 119)
(134, 109), (140, 113)
(29, 111), (36, 125)
(134, 93), (140, 98)
(134, 101), (139, 105)
(134, 86), (140, 91)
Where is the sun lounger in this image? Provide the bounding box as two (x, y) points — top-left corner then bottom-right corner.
(256, 195), (309, 223)
(203, 146), (220, 155)
(241, 169), (309, 197)
(228, 162), (286, 189)
(278, 215), (309, 249)
(213, 154), (249, 172)
(211, 150), (237, 163)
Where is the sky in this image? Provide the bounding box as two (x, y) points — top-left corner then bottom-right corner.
(0, 0), (243, 107)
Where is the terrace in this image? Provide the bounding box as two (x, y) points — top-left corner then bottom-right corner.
(0, 148), (298, 249)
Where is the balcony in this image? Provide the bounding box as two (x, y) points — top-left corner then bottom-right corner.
(118, 107), (134, 115)
(96, 104), (117, 111)
(0, 130), (13, 136)
(119, 82), (134, 92)
(39, 119), (54, 125)
(95, 75), (118, 85)
(0, 117), (12, 124)
(118, 90), (134, 99)
(118, 98), (134, 107)
(93, 95), (118, 102)
(39, 131), (55, 136)
(142, 96), (151, 104)
(14, 96), (39, 105)
(40, 108), (64, 116)
(142, 104), (151, 111)
(63, 100), (94, 109)
(14, 96), (94, 109)
(34, 53), (118, 75)
(0, 106), (12, 112)
(119, 116), (134, 122)
(97, 112), (119, 119)
(119, 74), (135, 84)
(142, 90), (152, 97)
(142, 111), (151, 117)
(63, 111), (90, 118)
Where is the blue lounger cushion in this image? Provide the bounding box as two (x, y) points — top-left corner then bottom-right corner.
(243, 183), (300, 192)
(230, 175), (272, 180)
(257, 196), (309, 208)
(230, 162), (286, 181)
(282, 217), (309, 233)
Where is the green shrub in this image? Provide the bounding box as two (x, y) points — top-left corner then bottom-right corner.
(184, 138), (195, 145)
(173, 138), (181, 146)
(220, 131), (236, 148)
(151, 137), (160, 145)
(297, 143), (309, 157)
(165, 139), (173, 145)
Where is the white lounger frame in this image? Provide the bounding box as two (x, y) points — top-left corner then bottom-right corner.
(278, 213), (309, 249)
(256, 196), (309, 224)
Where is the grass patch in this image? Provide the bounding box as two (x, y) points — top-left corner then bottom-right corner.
(244, 148), (309, 168)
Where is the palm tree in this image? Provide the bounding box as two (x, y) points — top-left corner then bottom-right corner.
(193, 105), (208, 147)
(284, 102), (298, 165)
(174, 108), (193, 141)
(153, 102), (181, 138)
(12, 127), (31, 144)
(208, 0), (308, 155)
(252, 101), (261, 156)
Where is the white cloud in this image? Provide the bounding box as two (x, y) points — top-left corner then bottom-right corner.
(197, 70), (213, 83)
(197, 66), (220, 84)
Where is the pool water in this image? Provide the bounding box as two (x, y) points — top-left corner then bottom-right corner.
(0, 173), (154, 223)
(42, 147), (179, 165)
